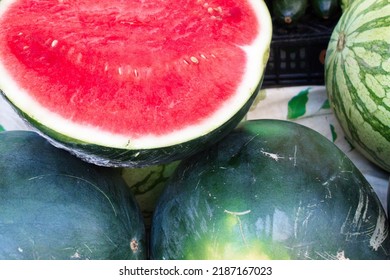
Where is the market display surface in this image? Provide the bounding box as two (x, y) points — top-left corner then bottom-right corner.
(0, 0), (389, 260)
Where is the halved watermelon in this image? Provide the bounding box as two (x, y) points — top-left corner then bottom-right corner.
(0, 0), (272, 167)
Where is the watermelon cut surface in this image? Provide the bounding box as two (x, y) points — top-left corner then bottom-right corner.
(0, 0), (272, 167)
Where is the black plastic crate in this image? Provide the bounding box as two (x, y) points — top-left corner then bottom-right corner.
(263, 11), (340, 87)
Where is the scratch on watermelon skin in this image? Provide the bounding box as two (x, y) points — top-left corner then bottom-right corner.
(340, 187), (389, 252)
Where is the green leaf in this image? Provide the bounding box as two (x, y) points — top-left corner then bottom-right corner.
(329, 124), (337, 142)
(0, 125), (4, 132)
(287, 88), (310, 119)
(321, 99), (331, 109)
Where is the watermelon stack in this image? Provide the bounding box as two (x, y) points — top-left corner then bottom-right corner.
(0, 0), (389, 261)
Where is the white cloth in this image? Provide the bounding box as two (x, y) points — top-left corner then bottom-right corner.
(247, 85), (389, 213)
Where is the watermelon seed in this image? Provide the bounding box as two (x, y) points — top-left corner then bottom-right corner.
(134, 69), (139, 77)
(183, 59), (190, 65)
(200, 54), (207, 59)
(118, 67), (123, 75)
(51, 40), (58, 48)
(190, 56), (199, 64)
(210, 16), (222, 21)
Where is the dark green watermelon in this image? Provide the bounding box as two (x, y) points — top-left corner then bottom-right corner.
(310, 0), (339, 19)
(0, 130), (146, 260)
(272, 0), (308, 25)
(151, 119), (390, 260)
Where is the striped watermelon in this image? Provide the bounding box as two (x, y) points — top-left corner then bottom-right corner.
(122, 161), (180, 228)
(325, 0), (390, 172)
(340, 0), (355, 12)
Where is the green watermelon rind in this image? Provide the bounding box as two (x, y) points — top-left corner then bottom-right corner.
(1, 81), (262, 167)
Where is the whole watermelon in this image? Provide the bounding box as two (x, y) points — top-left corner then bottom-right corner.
(340, 0), (355, 12)
(325, 0), (390, 172)
(122, 161), (180, 228)
(150, 120), (390, 260)
(0, 130), (146, 260)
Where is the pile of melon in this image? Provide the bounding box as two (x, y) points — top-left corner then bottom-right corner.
(266, 0), (342, 26)
(0, 0), (389, 260)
